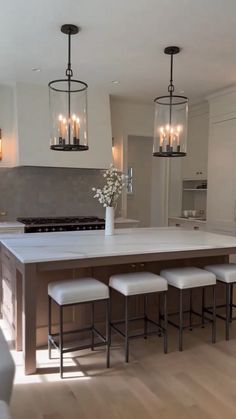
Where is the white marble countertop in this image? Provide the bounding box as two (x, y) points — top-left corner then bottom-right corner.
(2, 227), (236, 264)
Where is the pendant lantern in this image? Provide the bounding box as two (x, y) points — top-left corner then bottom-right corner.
(153, 46), (188, 157)
(49, 24), (88, 151)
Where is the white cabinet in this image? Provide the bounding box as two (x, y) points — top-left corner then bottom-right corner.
(0, 222), (24, 234)
(182, 104), (209, 180)
(115, 218), (140, 228)
(206, 87), (236, 233)
(207, 116), (236, 231)
(168, 217), (206, 231)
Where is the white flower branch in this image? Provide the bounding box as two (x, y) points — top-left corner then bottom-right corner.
(92, 164), (125, 208)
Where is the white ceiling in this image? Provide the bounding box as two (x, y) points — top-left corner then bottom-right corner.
(1, 0), (236, 104)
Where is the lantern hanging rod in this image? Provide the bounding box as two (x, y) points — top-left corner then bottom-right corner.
(61, 24), (80, 80)
(164, 46), (180, 96)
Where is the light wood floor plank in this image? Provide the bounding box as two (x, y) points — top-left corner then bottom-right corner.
(8, 320), (236, 419)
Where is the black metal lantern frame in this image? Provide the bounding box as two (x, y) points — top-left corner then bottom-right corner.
(153, 46), (188, 157)
(49, 24), (88, 151)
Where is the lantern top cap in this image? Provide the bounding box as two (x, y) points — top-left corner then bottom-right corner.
(164, 46), (180, 55)
(61, 24), (80, 35)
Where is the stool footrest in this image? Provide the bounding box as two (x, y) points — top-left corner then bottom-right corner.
(204, 306), (236, 322)
(111, 315), (166, 340)
(50, 325), (92, 337)
(168, 309), (213, 330)
(49, 325), (108, 355)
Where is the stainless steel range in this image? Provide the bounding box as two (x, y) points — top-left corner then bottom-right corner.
(17, 216), (105, 233)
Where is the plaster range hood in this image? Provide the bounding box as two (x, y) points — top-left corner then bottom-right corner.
(0, 83), (112, 169)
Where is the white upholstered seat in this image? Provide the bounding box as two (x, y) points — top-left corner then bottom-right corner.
(0, 329), (15, 404)
(160, 267), (216, 290)
(48, 278), (109, 305)
(204, 264), (236, 283)
(0, 401), (11, 419)
(109, 271), (168, 296)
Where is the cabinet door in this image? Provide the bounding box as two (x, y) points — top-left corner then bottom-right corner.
(182, 112), (208, 180)
(207, 117), (236, 229)
(168, 219), (181, 227)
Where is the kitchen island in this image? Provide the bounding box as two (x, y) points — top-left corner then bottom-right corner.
(2, 227), (236, 374)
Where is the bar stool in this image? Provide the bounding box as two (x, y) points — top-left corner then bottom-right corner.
(109, 271), (168, 362)
(160, 267), (216, 351)
(204, 264), (236, 340)
(48, 278), (110, 378)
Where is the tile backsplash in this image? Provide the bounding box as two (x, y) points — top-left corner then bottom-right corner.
(0, 166), (108, 220)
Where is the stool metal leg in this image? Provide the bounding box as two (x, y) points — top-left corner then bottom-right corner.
(144, 295), (148, 339)
(125, 296), (129, 362)
(59, 305), (64, 378)
(226, 283), (231, 341)
(158, 293), (162, 337)
(212, 285), (216, 344)
(179, 289), (183, 351)
(91, 302), (95, 350)
(48, 296), (52, 359)
(106, 299), (110, 368)
(109, 288), (112, 347)
(163, 292), (168, 354)
(201, 287), (205, 328)
(230, 283), (234, 322)
(189, 289), (193, 331)
(158, 293), (161, 326)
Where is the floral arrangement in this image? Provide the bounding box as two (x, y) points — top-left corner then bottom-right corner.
(92, 165), (124, 207)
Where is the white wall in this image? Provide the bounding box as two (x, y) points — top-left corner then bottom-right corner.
(110, 98), (168, 225)
(0, 84), (18, 167)
(111, 98), (210, 225)
(111, 98), (162, 223)
(127, 136), (153, 226)
(110, 98), (154, 171)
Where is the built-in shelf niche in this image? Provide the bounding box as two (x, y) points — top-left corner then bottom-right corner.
(182, 179), (207, 217)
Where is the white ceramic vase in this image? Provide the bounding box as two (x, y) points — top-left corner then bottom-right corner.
(105, 206), (115, 236)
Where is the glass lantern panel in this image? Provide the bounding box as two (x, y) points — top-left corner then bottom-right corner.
(153, 98), (188, 157)
(49, 80), (88, 150)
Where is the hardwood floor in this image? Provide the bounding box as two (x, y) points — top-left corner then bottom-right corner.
(6, 319), (236, 419)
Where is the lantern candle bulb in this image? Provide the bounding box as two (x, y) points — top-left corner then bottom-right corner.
(0, 129), (2, 161)
(71, 115), (80, 145)
(158, 124), (183, 153)
(72, 114), (77, 142)
(58, 114), (63, 139)
(76, 117), (80, 140)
